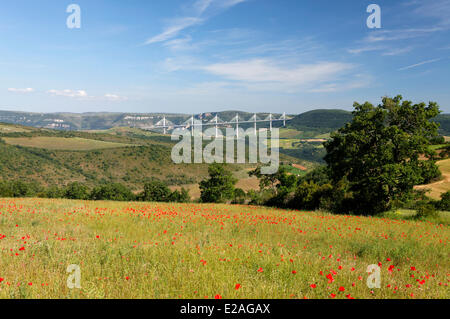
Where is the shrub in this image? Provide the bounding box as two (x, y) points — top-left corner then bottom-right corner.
(288, 181), (332, 211)
(0, 181), (13, 197)
(64, 182), (90, 200)
(437, 191), (450, 211)
(90, 183), (135, 201)
(168, 188), (191, 203)
(42, 185), (64, 199)
(139, 179), (171, 202)
(232, 188), (246, 204)
(415, 202), (438, 220)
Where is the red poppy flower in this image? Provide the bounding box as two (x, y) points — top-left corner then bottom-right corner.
(235, 284), (241, 290)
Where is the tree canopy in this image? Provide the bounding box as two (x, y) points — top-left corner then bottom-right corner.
(200, 164), (237, 203)
(324, 95), (441, 214)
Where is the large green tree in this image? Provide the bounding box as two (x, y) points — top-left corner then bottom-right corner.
(324, 95), (441, 215)
(200, 164), (237, 203)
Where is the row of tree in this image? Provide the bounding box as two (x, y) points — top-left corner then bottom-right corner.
(0, 180), (190, 203)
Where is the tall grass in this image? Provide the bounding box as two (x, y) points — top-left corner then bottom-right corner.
(0, 198), (448, 299)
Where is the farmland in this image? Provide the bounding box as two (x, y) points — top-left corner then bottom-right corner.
(415, 159), (450, 199)
(2, 137), (135, 151)
(0, 198), (448, 299)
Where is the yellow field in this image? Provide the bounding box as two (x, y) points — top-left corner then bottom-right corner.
(2, 137), (135, 151)
(415, 159), (450, 199)
(0, 124), (30, 133)
(0, 198), (448, 299)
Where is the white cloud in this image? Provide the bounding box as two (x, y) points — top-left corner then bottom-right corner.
(104, 93), (128, 101)
(145, 17), (202, 45)
(398, 58), (442, 71)
(8, 88), (34, 93)
(348, 44), (414, 57)
(144, 0), (246, 45)
(409, 0), (450, 27)
(47, 89), (88, 98)
(202, 59), (356, 88)
(348, 46), (384, 55)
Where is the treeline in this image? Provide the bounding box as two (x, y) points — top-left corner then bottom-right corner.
(0, 180), (190, 203)
(198, 163), (449, 216)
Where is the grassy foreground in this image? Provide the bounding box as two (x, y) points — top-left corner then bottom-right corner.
(0, 198), (448, 299)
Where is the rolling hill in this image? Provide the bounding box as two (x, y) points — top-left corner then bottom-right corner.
(0, 123), (314, 192)
(0, 109), (448, 136)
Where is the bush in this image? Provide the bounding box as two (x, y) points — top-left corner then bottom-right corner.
(232, 188), (246, 204)
(42, 185), (64, 199)
(415, 202), (438, 220)
(0, 181), (13, 197)
(288, 181), (333, 211)
(139, 180), (171, 202)
(168, 188), (191, 203)
(437, 191), (450, 211)
(64, 182), (90, 200)
(90, 183), (135, 201)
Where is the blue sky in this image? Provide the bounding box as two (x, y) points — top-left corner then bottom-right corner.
(0, 0), (449, 114)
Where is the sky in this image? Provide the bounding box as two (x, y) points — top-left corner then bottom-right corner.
(0, 0), (449, 114)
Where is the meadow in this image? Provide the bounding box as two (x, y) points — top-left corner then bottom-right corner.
(0, 198), (448, 299)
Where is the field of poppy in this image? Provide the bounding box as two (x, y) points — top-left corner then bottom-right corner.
(0, 198), (448, 299)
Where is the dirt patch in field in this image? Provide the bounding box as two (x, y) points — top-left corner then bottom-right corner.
(415, 159), (450, 199)
(292, 164), (307, 171)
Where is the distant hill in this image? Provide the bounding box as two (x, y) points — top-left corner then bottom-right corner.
(0, 109), (448, 136)
(435, 114), (450, 135)
(289, 109), (450, 136)
(0, 110), (282, 131)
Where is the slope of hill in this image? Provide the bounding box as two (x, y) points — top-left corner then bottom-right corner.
(434, 114), (450, 135)
(287, 110), (352, 137)
(0, 123), (313, 191)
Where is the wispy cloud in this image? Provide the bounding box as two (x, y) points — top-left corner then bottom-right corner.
(104, 93), (128, 101)
(47, 89), (88, 98)
(348, 45), (413, 56)
(203, 59), (354, 83)
(144, 0), (246, 45)
(46, 89), (127, 102)
(7, 88), (34, 93)
(408, 0), (450, 27)
(199, 58), (362, 93)
(145, 17), (202, 45)
(398, 58), (442, 71)
(364, 27), (445, 43)
(382, 47), (414, 56)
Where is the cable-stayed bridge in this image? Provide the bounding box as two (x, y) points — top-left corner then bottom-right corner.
(146, 113), (291, 136)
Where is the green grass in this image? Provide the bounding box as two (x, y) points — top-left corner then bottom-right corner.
(0, 198), (448, 299)
(381, 209), (450, 226)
